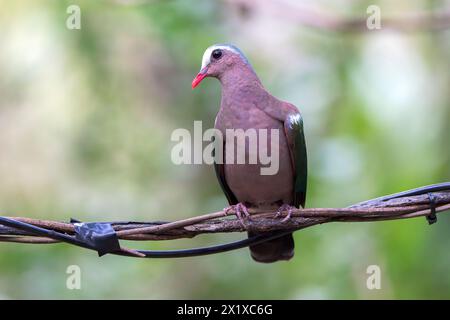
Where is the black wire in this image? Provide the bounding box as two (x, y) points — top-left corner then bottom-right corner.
(0, 216), (292, 258)
(426, 193), (438, 225)
(0, 217), (95, 250)
(1, 182), (450, 258)
(133, 231), (294, 258)
(353, 182), (450, 204)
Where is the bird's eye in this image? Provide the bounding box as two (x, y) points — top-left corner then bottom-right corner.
(212, 49), (222, 60)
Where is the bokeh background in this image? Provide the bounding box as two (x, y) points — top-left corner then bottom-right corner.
(0, 0), (449, 299)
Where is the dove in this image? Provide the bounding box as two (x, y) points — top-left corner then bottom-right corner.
(192, 44), (307, 263)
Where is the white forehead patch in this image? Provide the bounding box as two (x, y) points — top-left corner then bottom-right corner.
(200, 44), (244, 70)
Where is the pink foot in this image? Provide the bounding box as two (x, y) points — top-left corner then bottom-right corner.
(224, 203), (251, 227)
(274, 204), (296, 222)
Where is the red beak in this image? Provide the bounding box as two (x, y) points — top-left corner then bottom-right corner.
(192, 67), (208, 89)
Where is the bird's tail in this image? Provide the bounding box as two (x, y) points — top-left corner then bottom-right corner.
(248, 232), (295, 263)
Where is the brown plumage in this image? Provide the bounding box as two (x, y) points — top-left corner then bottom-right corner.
(192, 44), (307, 263)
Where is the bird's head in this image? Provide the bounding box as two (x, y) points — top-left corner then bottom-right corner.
(192, 44), (251, 89)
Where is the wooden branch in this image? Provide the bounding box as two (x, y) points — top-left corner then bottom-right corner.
(108, 0), (450, 32)
(227, 0), (450, 32)
(1, 190), (449, 245)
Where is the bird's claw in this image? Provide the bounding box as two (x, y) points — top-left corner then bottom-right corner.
(224, 203), (251, 227)
(274, 204), (296, 222)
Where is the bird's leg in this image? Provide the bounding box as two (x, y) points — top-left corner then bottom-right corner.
(224, 203), (251, 227)
(274, 204), (297, 222)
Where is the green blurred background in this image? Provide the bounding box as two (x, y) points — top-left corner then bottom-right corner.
(0, 0), (449, 299)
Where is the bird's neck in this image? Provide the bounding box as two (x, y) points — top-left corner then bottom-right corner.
(218, 65), (264, 97)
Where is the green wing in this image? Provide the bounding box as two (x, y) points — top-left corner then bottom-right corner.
(284, 113), (308, 208)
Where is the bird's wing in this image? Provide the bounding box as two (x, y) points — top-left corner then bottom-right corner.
(284, 112), (308, 208)
(249, 98), (308, 208)
(214, 139), (238, 205)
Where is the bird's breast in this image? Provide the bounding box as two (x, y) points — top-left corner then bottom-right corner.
(215, 103), (294, 209)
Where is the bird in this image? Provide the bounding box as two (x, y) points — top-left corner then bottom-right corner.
(192, 44), (307, 263)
